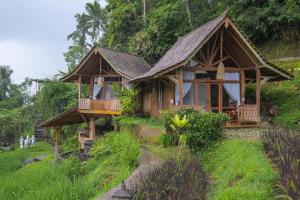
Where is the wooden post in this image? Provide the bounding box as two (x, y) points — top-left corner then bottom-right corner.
(78, 75), (82, 101)
(218, 81), (223, 113)
(256, 68), (261, 124)
(240, 71), (245, 105)
(151, 81), (158, 116)
(90, 76), (94, 98)
(89, 118), (96, 140)
(54, 127), (61, 146)
(179, 68), (183, 106)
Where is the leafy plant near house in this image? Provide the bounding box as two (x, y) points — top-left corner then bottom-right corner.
(262, 128), (300, 199)
(112, 84), (140, 116)
(161, 108), (229, 150)
(131, 158), (209, 200)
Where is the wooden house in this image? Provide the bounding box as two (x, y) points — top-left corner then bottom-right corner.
(40, 47), (151, 148)
(133, 11), (293, 127)
(40, 11), (292, 148)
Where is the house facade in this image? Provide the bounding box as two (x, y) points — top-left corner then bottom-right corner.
(40, 11), (292, 148)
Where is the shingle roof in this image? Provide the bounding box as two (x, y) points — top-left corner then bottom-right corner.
(133, 10), (293, 81)
(98, 47), (152, 79)
(133, 11), (228, 81)
(62, 46), (152, 82)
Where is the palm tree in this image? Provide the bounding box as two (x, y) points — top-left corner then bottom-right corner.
(67, 13), (90, 48)
(85, 0), (107, 45)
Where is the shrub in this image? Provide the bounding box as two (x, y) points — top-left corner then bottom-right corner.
(262, 129), (300, 199)
(112, 84), (140, 116)
(131, 158), (209, 200)
(187, 112), (229, 150)
(161, 109), (228, 150)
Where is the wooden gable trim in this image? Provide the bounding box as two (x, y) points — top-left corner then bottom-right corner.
(226, 18), (292, 80)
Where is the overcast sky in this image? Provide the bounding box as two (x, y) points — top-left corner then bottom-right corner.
(0, 0), (106, 84)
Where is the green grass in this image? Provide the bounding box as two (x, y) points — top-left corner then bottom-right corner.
(258, 40), (300, 59)
(201, 140), (278, 200)
(0, 132), (140, 200)
(85, 131), (140, 196)
(146, 144), (179, 160)
(114, 115), (163, 128)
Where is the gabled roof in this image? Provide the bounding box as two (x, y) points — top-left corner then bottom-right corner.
(133, 10), (293, 81)
(62, 46), (152, 82)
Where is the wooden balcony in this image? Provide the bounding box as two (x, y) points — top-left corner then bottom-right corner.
(78, 98), (121, 115)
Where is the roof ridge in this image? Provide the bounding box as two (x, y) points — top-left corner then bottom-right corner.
(99, 47), (145, 59)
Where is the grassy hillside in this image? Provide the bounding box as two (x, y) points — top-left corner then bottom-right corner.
(258, 40), (300, 129)
(0, 132), (140, 200)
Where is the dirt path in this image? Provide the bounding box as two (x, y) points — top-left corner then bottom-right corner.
(98, 145), (161, 200)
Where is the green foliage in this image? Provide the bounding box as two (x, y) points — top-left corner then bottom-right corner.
(187, 112), (229, 150)
(112, 84), (140, 116)
(259, 59), (300, 129)
(0, 106), (35, 145)
(262, 129), (300, 199)
(161, 109), (228, 150)
(0, 142), (96, 200)
(159, 133), (173, 148)
(85, 131), (140, 195)
(201, 140), (278, 200)
(0, 132), (140, 199)
(34, 80), (78, 120)
(113, 115), (163, 128)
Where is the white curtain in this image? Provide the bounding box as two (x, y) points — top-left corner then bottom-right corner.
(223, 72), (241, 105)
(93, 77), (103, 100)
(174, 71), (194, 105)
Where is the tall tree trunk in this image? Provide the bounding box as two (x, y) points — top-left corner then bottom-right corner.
(184, 0), (193, 27)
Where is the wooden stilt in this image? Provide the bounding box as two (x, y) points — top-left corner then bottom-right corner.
(89, 118), (96, 140)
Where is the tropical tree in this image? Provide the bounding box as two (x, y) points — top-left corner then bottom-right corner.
(68, 13), (90, 48)
(0, 65), (13, 101)
(85, 0), (107, 44)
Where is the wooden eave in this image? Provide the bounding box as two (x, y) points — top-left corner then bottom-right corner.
(39, 108), (120, 128)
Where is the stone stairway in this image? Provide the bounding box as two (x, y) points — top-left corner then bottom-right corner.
(34, 121), (50, 142)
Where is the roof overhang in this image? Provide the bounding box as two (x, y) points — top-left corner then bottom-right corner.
(39, 108), (118, 128)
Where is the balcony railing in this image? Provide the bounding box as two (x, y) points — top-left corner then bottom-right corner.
(79, 98), (121, 112)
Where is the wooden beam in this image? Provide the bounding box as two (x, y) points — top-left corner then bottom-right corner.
(256, 68), (261, 124)
(183, 65), (257, 72)
(218, 81), (222, 113)
(78, 76), (82, 100)
(212, 55), (230, 66)
(240, 71), (245, 105)
(179, 68), (183, 106)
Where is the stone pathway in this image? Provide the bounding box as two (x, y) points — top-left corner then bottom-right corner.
(98, 145), (161, 200)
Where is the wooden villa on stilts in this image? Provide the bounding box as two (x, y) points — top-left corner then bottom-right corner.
(39, 47), (151, 148)
(133, 10), (293, 127)
(40, 11), (293, 149)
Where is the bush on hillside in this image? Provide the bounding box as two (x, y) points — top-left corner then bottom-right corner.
(132, 158), (209, 200)
(161, 109), (228, 150)
(262, 129), (300, 199)
(187, 112), (229, 150)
